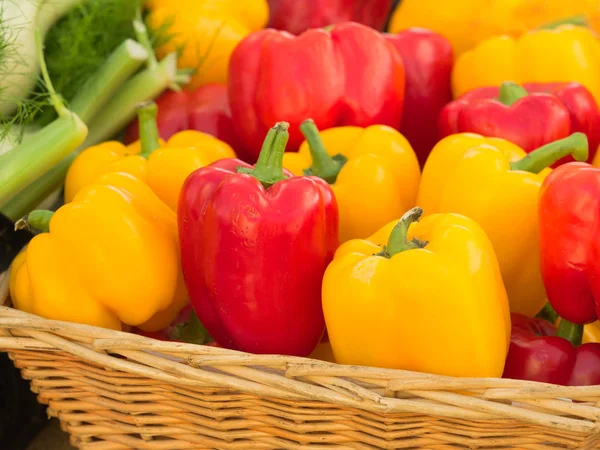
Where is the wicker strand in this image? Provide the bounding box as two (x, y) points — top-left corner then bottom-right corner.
(2, 279), (600, 449)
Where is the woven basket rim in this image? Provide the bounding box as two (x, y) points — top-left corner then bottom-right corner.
(1, 269), (599, 393)
(3, 269), (600, 438)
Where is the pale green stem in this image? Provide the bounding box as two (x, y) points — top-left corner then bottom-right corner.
(0, 29), (88, 209)
(1, 52), (181, 220)
(69, 39), (148, 123)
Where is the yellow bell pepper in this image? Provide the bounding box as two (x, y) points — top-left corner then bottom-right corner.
(65, 102), (235, 210)
(388, 0), (600, 57)
(417, 132), (589, 317)
(323, 207), (510, 377)
(592, 147), (600, 167)
(452, 25), (600, 104)
(145, 0), (269, 88)
(584, 321), (600, 343)
(282, 120), (420, 243)
(9, 171), (187, 331)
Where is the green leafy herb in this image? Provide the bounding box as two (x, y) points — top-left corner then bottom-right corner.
(34, 0), (141, 125)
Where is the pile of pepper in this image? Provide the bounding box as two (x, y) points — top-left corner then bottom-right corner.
(7, 0), (600, 386)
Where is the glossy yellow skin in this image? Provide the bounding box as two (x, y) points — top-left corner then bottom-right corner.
(282, 125), (420, 243)
(453, 25), (600, 104)
(592, 147), (600, 167)
(417, 133), (551, 317)
(9, 173), (187, 331)
(389, 0), (600, 56)
(145, 0), (269, 88)
(584, 321), (600, 343)
(323, 213), (510, 377)
(65, 130), (235, 211)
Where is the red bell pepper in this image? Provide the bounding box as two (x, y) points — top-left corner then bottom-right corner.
(178, 122), (339, 356)
(266, 0), (394, 35)
(123, 84), (240, 151)
(385, 28), (453, 167)
(503, 313), (600, 386)
(539, 162), (600, 324)
(228, 22), (405, 162)
(440, 82), (600, 165)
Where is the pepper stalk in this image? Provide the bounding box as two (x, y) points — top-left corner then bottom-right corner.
(556, 318), (584, 347)
(237, 122), (291, 188)
(536, 302), (584, 347)
(498, 82), (529, 106)
(299, 119), (348, 184)
(15, 209), (53, 234)
(510, 132), (588, 174)
(137, 101), (161, 158)
(378, 207), (428, 258)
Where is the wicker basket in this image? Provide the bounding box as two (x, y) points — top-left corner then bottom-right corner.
(1, 271), (600, 450)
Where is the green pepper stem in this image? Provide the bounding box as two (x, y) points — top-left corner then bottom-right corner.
(299, 119), (344, 184)
(556, 318), (584, 347)
(137, 101), (161, 158)
(539, 15), (588, 30)
(537, 302), (559, 324)
(510, 132), (589, 174)
(173, 309), (212, 345)
(379, 207), (428, 258)
(498, 82), (528, 106)
(15, 210), (54, 234)
(237, 122), (290, 188)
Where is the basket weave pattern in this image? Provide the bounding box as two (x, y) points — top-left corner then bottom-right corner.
(1, 272), (600, 449)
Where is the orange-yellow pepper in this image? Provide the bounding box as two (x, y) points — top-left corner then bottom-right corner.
(145, 0), (269, 88)
(417, 132), (589, 317)
(584, 321), (600, 343)
(452, 25), (600, 104)
(323, 208), (510, 377)
(592, 147), (600, 167)
(282, 120), (420, 243)
(9, 172), (186, 331)
(388, 0), (600, 57)
(65, 102), (235, 210)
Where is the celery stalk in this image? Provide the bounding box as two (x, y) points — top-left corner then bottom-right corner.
(82, 52), (179, 147)
(1, 52), (183, 220)
(0, 113), (86, 205)
(1, 10), (183, 221)
(69, 38), (148, 123)
(0, 29), (87, 207)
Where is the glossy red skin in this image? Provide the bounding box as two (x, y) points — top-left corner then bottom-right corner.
(503, 313), (600, 386)
(539, 163), (600, 324)
(124, 84), (240, 151)
(228, 22), (405, 162)
(440, 82), (600, 165)
(385, 28), (453, 167)
(266, 0), (394, 34)
(441, 92), (571, 152)
(178, 159), (339, 356)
